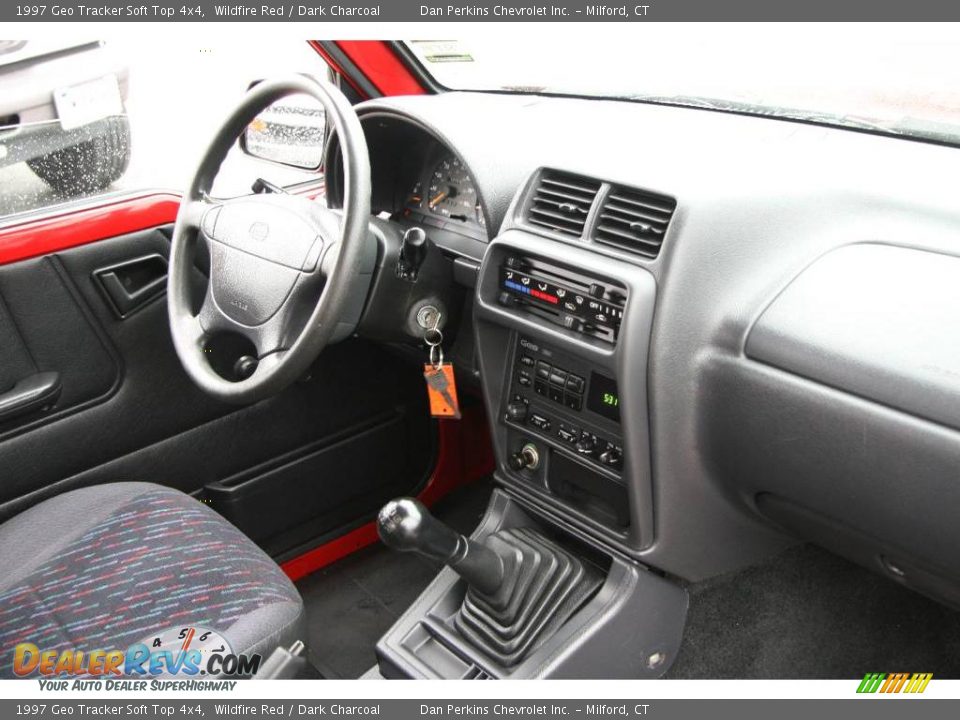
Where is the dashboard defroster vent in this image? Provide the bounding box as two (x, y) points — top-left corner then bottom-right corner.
(525, 170), (601, 238)
(593, 186), (676, 259)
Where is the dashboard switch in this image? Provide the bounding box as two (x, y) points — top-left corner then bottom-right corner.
(599, 446), (623, 470)
(530, 414), (551, 432)
(506, 400), (529, 423)
(535, 361), (551, 380)
(397, 227), (429, 281)
(576, 434), (599, 456)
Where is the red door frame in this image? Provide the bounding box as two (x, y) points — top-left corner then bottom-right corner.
(0, 192), (181, 267)
(309, 41), (429, 99)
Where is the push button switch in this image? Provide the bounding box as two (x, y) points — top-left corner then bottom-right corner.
(565, 374), (585, 394)
(529, 414), (551, 432)
(535, 361), (551, 381)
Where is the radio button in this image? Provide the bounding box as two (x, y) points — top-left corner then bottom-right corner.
(563, 392), (583, 411)
(548, 369), (567, 387)
(530, 414), (551, 431)
(535, 361), (551, 380)
(576, 433), (599, 456)
(517, 369), (532, 387)
(519, 355), (535, 367)
(548, 386), (564, 404)
(534, 380), (548, 396)
(565, 374), (585, 393)
(557, 422), (581, 445)
(599, 446), (623, 470)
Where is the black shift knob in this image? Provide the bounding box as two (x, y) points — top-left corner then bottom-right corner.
(377, 498), (504, 595)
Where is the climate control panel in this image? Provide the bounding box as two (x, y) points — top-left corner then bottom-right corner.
(498, 255), (627, 344)
(504, 337), (623, 474)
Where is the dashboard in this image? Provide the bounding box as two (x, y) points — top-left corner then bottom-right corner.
(327, 90), (960, 610)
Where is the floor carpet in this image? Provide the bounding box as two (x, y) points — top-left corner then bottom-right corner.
(667, 543), (960, 678)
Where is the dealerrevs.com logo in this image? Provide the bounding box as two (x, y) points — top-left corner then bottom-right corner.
(857, 673), (934, 694)
(13, 626), (261, 682)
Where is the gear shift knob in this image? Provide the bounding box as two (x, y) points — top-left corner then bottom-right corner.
(377, 498), (504, 595)
(377, 498), (461, 562)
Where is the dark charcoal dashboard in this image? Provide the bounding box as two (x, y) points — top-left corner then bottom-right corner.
(328, 90), (960, 619)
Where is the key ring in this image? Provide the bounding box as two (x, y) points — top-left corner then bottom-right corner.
(424, 312), (444, 370)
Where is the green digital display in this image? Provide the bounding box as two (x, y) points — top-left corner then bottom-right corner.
(587, 373), (621, 422)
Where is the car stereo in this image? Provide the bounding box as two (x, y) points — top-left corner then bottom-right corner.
(498, 255), (627, 343)
(504, 337), (624, 474)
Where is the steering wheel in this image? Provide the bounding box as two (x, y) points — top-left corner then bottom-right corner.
(167, 75), (371, 404)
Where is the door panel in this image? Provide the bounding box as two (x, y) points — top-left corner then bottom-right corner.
(0, 252), (120, 437)
(0, 220), (436, 559)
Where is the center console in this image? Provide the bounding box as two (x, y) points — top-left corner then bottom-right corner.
(373, 170), (687, 679)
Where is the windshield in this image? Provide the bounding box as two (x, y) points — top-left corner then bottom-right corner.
(404, 35), (960, 147)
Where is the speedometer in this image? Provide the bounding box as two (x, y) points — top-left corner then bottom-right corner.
(425, 155), (485, 227)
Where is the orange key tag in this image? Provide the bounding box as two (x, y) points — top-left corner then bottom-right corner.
(424, 363), (461, 419)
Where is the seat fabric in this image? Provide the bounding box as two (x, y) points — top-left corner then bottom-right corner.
(0, 482), (303, 678)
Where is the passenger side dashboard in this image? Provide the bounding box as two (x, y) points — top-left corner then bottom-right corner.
(347, 90), (960, 609)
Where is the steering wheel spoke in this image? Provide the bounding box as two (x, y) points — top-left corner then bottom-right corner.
(176, 197), (214, 233)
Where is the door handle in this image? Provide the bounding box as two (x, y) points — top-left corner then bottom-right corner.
(0, 372), (62, 423)
(93, 254), (168, 319)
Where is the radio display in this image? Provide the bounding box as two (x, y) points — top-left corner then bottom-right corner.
(587, 372), (621, 422)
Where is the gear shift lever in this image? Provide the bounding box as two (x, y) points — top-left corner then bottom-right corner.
(377, 498), (504, 595)
(377, 496), (602, 667)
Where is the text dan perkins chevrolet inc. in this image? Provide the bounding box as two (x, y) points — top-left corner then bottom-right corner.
(418, 4), (651, 16)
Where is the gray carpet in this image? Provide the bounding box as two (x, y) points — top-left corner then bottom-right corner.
(667, 544), (960, 679)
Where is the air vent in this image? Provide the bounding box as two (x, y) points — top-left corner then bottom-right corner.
(525, 170), (601, 237)
(593, 186), (676, 259)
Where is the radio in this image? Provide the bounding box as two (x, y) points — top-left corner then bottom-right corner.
(504, 337), (624, 474)
(498, 255), (627, 343)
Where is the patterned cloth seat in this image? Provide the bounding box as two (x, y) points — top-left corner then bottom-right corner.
(0, 482), (303, 678)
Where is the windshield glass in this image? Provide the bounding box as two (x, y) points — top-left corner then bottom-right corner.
(404, 35), (960, 147)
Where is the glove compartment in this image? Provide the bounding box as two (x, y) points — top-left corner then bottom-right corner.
(708, 243), (960, 605)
